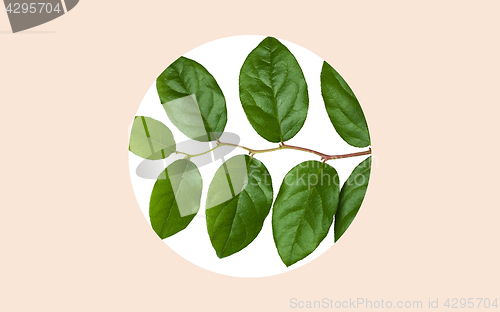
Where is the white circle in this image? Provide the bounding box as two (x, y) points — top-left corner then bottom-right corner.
(129, 35), (370, 277)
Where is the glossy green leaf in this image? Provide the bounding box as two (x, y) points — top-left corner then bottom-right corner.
(321, 61), (370, 147)
(334, 156), (371, 242)
(149, 159), (202, 239)
(272, 161), (339, 267)
(156, 56), (227, 142)
(129, 116), (176, 160)
(239, 36), (309, 143)
(206, 155), (273, 258)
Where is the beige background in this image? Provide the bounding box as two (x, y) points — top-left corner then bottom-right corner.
(1, 1), (499, 311)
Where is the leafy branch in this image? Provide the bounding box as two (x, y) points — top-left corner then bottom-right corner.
(129, 36), (373, 267)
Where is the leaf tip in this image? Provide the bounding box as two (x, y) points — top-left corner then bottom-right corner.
(282, 258), (297, 267)
(334, 232), (341, 243)
(216, 250), (229, 259)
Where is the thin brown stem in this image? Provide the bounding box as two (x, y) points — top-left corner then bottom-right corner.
(176, 141), (372, 161)
(282, 144), (372, 161)
(218, 142), (283, 154)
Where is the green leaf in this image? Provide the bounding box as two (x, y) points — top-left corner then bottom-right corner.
(334, 156), (371, 242)
(272, 161), (339, 267)
(156, 56), (227, 142)
(149, 159), (202, 239)
(129, 116), (176, 160)
(206, 155), (273, 258)
(320, 61), (371, 147)
(239, 36), (309, 143)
